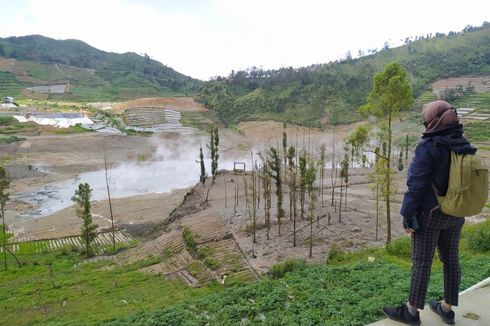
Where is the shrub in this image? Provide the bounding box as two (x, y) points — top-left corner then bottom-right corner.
(385, 236), (412, 259)
(465, 219), (490, 252)
(203, 257), (221, 270)
(326, 243), (346, 263)
(196, 245), (214, 260)
(269, 258), (306, 279)
(0, 116), (17, 126)
(182, 226), (196, 256)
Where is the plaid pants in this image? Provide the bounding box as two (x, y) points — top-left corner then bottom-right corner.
(408, 209), (465, 309)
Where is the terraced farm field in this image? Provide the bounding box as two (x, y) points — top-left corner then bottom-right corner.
(0, 230), (133, 254)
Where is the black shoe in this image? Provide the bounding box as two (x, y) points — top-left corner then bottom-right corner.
(383, 303), (421, 325)
(429, 300), (455, 325)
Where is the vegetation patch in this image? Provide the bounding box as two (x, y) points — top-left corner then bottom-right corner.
(464, 121), (490, 142)
(0, 246), (220, 326)
(53, 124), (92, 135)
(99, 252), (490, 326)
(269, 258), (307, 279)
(0, 135), (25, 144)
(180, 111), (215, 131)
(464, 218), (490, 252)
(183, 226), (197, 256)
(2, 219), (490, 326)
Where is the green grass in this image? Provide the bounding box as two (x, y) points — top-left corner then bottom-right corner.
(2, 219), (489, 326)
(0, 224), (13, 243)
(136, 154), (147, 162)
(180, 111), (216, 131)
(53, 124), (92, 135)
(463, 218), (490, 252)
(98, 221), (490, 326)
(0, 135), (25, 144)
(454, 93), (490, 112)
(100, 250), (490, 326)
(464, 121), (490, 142)
(0, 242), (221, 326)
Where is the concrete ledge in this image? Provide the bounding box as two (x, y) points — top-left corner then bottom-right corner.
(366, 281), (490, 325)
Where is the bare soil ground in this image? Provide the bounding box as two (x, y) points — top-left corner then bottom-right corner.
(2, 104), (489, 286)
(2, 132), (188, 240)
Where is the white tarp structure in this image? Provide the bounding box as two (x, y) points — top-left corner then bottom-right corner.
(13, 113), (94, 128)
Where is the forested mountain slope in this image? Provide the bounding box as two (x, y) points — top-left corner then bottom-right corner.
(196, 23), (490, 127)
(0, 35), (201, 100)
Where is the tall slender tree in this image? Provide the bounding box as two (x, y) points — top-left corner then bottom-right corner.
(319, 143), (326, 205)
(405, 134), (410, 169)
(267, 147), (284, 236)
(330, 128), (339, 207)
(306, 158), (317, 258)
(72, 183), (98, 258)
(359, 62), (413, 243)
(282, 122), (288, 168)
(0, 166), (11, 270)
(102, 146), (116, 253)
(299, 150), (307, 220)
(251, 152), (257, 245)
(287, 146), (296, 220)
(341, 153), (349, 211)
(260, 158), (272, 240)
(199, 146), (206, 184)
(287, 146), (298, 246)
(209, 126), (220, 184)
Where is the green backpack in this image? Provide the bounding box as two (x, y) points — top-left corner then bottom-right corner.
(433, 151), (488, 217)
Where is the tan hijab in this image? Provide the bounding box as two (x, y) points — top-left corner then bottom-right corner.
(422, 100), (459, 133)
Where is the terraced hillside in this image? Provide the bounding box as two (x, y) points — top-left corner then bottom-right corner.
(123, 107), (198, 132)
(0, 71), (23, 97)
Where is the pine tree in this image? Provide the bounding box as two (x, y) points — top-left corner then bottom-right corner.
(199, 146), (206, 184)
(398, 149), (404, 171)
(209, 126), (220, 184)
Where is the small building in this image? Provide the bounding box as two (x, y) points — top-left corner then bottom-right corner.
(3, 96), (14, 104)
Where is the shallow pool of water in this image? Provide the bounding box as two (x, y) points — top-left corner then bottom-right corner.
(15, 156), (249, 219)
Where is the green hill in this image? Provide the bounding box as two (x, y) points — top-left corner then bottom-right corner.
(0, 35), (202, 101)
(196, 22), (490, 127)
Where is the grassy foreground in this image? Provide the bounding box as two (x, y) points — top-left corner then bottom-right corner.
(0, 220), (489, 326)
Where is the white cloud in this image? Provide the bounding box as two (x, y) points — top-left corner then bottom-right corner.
(0, 0), (488, 80)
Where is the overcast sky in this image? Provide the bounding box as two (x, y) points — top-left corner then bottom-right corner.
(0, 0), (488, 80)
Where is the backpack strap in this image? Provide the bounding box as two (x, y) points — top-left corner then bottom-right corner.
(420, 137), (444, 195)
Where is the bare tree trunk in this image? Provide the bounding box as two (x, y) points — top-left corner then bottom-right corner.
(309, 217), (313, 258)
(224, 178), (227, 208)
(292, 171), (297, 247)
(344, 184), (348, 211)
(1, 205), (7, 270)
(376, 183), (379, 241)
(386, 112), (392, 244)
(338, 178), (343, 223)
(103, 146), (116, 253)
(1, 244), (21, 268)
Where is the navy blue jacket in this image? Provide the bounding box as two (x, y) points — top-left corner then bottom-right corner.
(400, 124), (476, 219)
